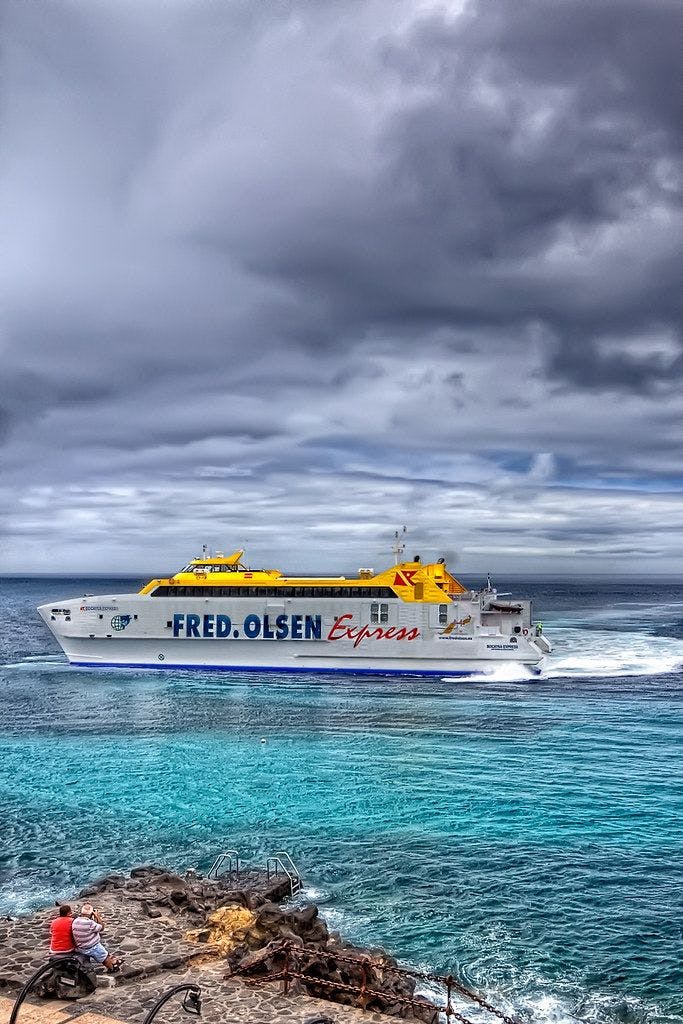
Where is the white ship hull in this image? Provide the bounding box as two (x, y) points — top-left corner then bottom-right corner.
(38, 592), (550, 676)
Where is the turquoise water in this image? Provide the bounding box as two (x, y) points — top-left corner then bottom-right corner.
(1, 577), (682, 1023)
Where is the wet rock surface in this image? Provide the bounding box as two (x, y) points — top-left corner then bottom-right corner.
(0, 866), (435, 1023)
(221, 902), (438, 1020)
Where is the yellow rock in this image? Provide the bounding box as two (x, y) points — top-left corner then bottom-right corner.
(185, 904), (256, 955)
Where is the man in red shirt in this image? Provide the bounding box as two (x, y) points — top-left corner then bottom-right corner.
(49, 904), (75, 955)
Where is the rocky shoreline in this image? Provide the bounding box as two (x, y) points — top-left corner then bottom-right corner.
(0, 865), (444, 1023)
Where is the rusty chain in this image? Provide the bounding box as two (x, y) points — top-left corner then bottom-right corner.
(249, 966), (475, 1021)
(234, 940), (522, 1024)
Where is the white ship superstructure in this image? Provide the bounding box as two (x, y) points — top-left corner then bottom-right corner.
(38, 547), (551, 675)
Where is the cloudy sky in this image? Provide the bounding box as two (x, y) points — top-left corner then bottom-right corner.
(2, 0), (682, 575)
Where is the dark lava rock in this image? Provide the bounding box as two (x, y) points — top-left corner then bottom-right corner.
(141, 902), (162, 919)
(291, 905), (318, 928)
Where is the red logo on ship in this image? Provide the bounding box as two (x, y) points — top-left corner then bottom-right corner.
(327, 613), (420, 648)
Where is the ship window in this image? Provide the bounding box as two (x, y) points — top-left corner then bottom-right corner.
(380, 603), (389, 623)
(151, 583), (399, 599)
(370, 603), (379, 624)
(439, 604), (448, 625)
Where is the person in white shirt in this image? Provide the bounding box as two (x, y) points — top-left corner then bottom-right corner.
(71, 903), (121, 971)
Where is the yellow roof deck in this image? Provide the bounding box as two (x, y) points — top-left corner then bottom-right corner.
(139, 551), (467, 604)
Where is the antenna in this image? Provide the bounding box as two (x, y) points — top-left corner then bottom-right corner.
(392, 526), (407, 565)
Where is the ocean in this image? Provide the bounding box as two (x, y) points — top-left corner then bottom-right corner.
(1, 575), (682, 1023)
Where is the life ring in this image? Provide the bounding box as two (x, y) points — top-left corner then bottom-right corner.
(523, 628), (529, 636)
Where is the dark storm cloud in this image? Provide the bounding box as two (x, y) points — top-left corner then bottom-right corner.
(1, 0), (682, 571)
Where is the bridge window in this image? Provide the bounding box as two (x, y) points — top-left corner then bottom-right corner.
(439, 604), (448, 625)
(150, 584), (399, 599)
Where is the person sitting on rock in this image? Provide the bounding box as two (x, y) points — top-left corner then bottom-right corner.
(49, 904), (76, 957)
(71, 903), (122, 972)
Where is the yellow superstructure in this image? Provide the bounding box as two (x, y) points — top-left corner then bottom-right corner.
(139, 550), (467, 603)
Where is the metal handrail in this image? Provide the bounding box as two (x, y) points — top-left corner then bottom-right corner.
(207, 850), (239, 880)
(266, 852), (301, 896)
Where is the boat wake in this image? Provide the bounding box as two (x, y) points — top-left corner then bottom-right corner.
(2, 654), (69, 671)
(543, 625), (683, 679)
(443, 625), (683, 683)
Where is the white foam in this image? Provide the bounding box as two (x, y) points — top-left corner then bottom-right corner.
(301, 885), (330, 901)
(442, 626), (683, 684)
(543, 626), (683, 679)
(0, 881), (56, 917)
(442, 663), (537, 684)
(4, 658), (70, 671)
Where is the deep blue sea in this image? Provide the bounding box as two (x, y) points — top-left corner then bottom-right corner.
(1, 576), (682, 1023)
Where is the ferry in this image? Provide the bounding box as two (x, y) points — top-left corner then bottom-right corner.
(38, 540), (551, 676)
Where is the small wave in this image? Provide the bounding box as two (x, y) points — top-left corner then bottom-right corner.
(410, 977), (666, 1024)
(0, 880), (56, 918)
(417, 971), (672, 1024)
(2, 657), (70, 671)
(301, 885), (331, 901)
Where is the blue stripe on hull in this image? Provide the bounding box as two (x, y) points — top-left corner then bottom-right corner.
(68, 660), (515, 678)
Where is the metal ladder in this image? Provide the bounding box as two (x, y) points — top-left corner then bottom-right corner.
(266, 851), (302, 897)
(207, 850), (240, 880)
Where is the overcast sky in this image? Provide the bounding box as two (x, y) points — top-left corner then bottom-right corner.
(2, 0), (682, 575)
